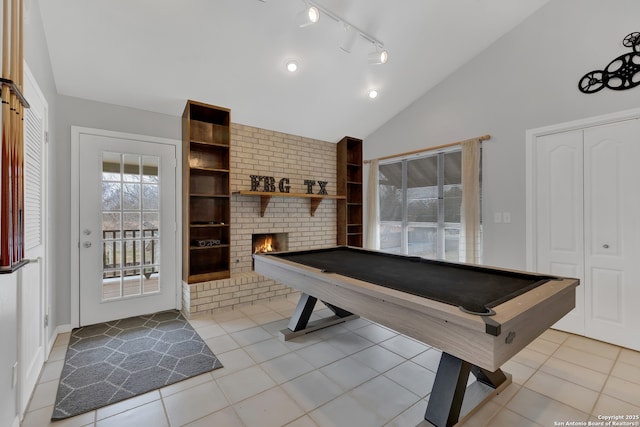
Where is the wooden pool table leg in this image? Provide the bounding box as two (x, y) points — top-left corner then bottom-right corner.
(425, 352), (509, 427)
(281, 292), (359, 341)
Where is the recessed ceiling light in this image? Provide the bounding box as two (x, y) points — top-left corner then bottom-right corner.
(286, 60), (298, 72)
(368, 89), (378, 99)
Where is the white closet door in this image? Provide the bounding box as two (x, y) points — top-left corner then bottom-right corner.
(534, 130), (585, 336)
(19, 66), (48, 416)
(583, 119), (640, 350)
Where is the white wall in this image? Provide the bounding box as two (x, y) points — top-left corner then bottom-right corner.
(364, 0), (640, 270)
(25, 0), (57, 348)
(0, 274), (18, 427)
(0, 0), (58, 425)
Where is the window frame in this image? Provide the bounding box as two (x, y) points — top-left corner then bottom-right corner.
(378, 147), (479, 261)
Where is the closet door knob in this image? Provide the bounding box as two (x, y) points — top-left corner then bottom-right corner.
(603, 244), (609, 249)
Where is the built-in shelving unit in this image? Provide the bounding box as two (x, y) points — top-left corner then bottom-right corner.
(182, 100), (231, 283)
(337, 136), (363, 247)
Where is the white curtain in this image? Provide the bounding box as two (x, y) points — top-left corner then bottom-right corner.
(364, 160), (380, 249)
(461, 139), (481, 263)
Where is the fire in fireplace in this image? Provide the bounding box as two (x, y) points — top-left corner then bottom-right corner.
(252, 233), (289, 255)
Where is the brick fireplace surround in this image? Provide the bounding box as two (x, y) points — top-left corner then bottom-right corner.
(182, 123), (338, 317)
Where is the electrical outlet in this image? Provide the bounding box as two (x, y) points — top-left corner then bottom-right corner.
(503, 212), (511, 223)
(494, 212), (502, 223)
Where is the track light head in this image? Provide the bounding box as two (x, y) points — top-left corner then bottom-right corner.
(296, 5), (320, 28)
(368, 48), (388, 65)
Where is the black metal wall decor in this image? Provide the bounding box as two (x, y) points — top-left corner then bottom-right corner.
(249, 175), (329, 195)
(578, 32), (640, 93)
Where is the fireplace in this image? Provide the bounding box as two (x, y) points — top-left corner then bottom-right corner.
(252, 233), (288, 267)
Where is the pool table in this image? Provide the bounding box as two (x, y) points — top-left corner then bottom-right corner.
(253, 246), (579, 427)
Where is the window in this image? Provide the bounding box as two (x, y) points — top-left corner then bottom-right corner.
(378, 149), (480, 262)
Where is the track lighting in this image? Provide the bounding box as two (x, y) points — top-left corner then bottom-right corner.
(340, 24), (358, 53)
(296, 4), (320, 28)
(294, 1), (388, 64)
(368, 48), (388, 65)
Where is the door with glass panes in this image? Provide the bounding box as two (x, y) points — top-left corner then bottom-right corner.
(78, 132), (177, 326)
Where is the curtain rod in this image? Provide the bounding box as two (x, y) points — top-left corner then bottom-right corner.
(364, 134), (491, 164)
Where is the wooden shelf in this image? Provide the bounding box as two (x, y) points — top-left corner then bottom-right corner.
(190, 244), (230, 250)
(234, 190), (345, 217)
(190, 140), (229, 148)
(190, 167), (230, 173)
(190, 193), (230, 198)
(337, 137), (363, 247)
(182, 100), (231, 284)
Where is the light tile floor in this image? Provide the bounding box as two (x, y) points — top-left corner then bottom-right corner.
(21, 294), (640, 427)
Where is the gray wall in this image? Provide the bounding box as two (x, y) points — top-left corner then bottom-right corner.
(364, 0), (640, 270)
(53, 96), (181, 325)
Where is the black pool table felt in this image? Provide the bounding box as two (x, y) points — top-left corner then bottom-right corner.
(271, 247), (553, 315)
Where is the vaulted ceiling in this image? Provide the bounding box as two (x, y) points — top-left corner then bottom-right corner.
(39, 0), (550, 142)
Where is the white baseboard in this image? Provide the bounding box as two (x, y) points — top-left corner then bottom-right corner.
(46, 324), (72, 359)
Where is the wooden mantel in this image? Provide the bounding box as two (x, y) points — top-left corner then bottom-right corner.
(234, 190), (345, 217)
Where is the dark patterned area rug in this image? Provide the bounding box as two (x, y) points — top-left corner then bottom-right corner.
(52, 310), (222, 420)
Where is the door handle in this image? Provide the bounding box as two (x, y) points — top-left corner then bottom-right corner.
(603, 244), (609, 249)
(83, 241), (92, 248)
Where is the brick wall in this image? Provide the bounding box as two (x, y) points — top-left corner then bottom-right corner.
(183, 123), (337, 317)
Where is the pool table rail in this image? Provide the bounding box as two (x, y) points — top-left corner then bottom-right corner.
(254, 250), (578, 372)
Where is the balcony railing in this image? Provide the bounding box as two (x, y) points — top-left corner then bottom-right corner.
(103, 228), (158, 278)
